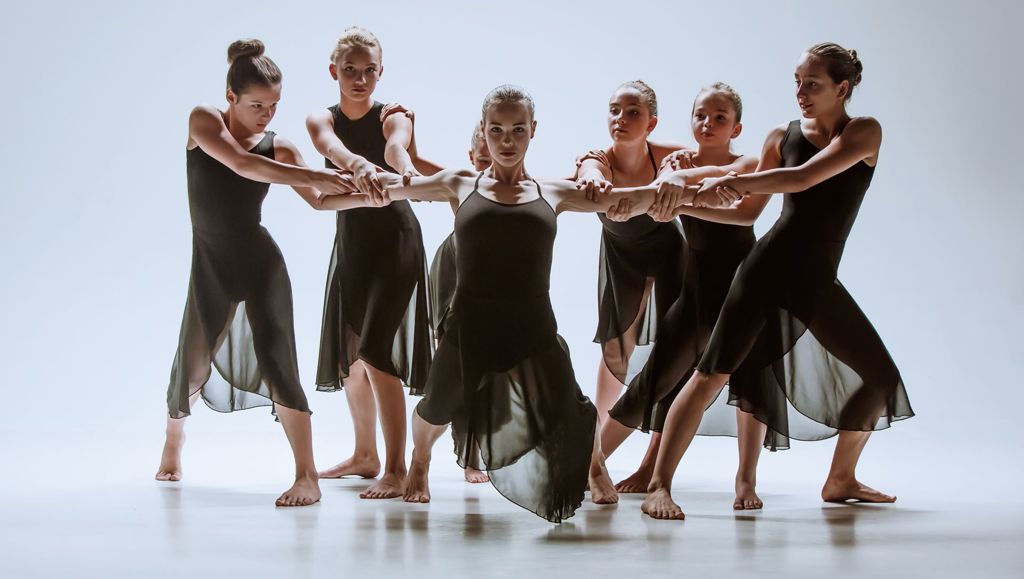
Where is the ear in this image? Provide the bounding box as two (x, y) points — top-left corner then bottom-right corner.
(731, 122), (743, 139)
(226, 88), (237, 105)
(530, 119), (538, 138)
(647, 115), (659, 134)
(468, 149), (475, 164)
(378, 64), (384, 80)
(836, 80), (850, 101)
(329, 63), (339, 81)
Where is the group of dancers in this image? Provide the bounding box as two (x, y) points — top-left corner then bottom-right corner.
(156, 27), (914, 523)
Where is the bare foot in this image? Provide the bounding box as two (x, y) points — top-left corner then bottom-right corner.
(318, 454), (381, 479)
(641, 487), (685, 520)
(821, 478), (896, 503)
(403, 460), (431, 503)
(734, 480), (763, 510)
(155, 431), (185, 482)
(589, 464), (619, 505)
(614, 467), (652, 494)
(360, 471), (406, 499)
(464, 467), (489, 484)
(276, 473), (321, 507)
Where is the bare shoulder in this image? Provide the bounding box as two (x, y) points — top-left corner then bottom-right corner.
(306, 108), (334, 127)
(767, 122), (790, 141)
(272, 135), (302, 162)
(189, 104), (223, 125)
(845, 116), (882, 140)
(382, 112), (412, 131)
(736, 154), (760, 173)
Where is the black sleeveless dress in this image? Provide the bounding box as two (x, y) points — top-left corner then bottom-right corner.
(416, 175), (597, 523)
(608, 173), (785, 445)
(696, 120), (914, 440)
(316, 101), (432, 394)
(167, 131), (308, 418)
(428, 233), (457, 341)
(593, 147), (687, 383)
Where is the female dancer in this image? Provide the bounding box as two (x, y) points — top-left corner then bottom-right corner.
(157, 39), (358, 507)
(306, 27), (432, 499)
(641, 44), (915, 520)
(572, 82), (687, 493)
(575, 81), (754, 493)
(599, 84), (775, 510)
(318, 85), (732, 522)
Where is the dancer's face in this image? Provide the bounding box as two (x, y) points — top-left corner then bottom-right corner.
(482, 101), (535, 168)
(330, 46), (382, 101)
(226, 83), (281, 133)
(607, 87), (657, 143)
(691, 91), (741, 146)
(794, 54), (848, 118)
(469, 137), (492, 171)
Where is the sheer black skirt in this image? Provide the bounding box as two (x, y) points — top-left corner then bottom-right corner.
(417, 294), (596, 523)
(697, 225), (914, 442)
(316, 203), (433, 395)
(167, 228), (308, 418)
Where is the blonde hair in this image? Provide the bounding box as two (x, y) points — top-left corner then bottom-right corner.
(696, 82), (743, 122)
(617, 80), (658, 117)
(481, 84), (535, 121)
(331, 27), (382, 63)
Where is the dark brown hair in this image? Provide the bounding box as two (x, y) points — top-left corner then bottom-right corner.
(696, 82), (743, 122)
(617, 80), (658, 117)
(226, 39), (282, 95)
(807, 42), (863, 101)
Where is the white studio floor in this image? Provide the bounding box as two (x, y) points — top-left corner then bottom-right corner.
(2, 427), (1021, 579)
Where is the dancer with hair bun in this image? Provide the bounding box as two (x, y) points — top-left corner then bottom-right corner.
(158, 39), (357, 507)
(641, 44), (914, 520)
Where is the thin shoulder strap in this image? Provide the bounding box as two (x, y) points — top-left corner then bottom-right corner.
(645, 142), (657, 176)
(472, 171), (485, 193)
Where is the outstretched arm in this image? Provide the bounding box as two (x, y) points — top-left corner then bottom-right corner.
(667, 130), (780, 226)
(378, 168), (471, 203)
(274, 136), (373, 211)
(189, 105), (352, 195)
(306, 109), (385, 199)
(542, 179), (706, 219)
(707, 118), (881, 196)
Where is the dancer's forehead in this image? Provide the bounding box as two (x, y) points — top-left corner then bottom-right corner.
(484, 100), (532, 125)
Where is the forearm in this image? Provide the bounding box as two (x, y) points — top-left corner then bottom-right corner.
(727, 168), (810, 195)
(234, 155), (318, 188)
(410, 156), (444, 176)
(318, 194), (372, 211)
(385, 142), (417, 175)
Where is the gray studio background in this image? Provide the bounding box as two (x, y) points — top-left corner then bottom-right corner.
(1, 1), (1020, 490)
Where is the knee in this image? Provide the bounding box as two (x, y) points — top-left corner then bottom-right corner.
(691, 371), (727, 398)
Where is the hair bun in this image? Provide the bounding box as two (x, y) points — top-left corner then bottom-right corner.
(227, 39), (265, 64)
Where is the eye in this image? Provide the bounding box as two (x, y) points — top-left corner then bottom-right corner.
(695, 113), (705, 120)
(344, 66), (355, 72)
(717, 115), (726, 121)
(489, 126), (501, 133)
(513, 127), (525, 133)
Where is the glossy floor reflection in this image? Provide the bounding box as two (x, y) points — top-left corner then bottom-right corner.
(2, 431), (1020, 578)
